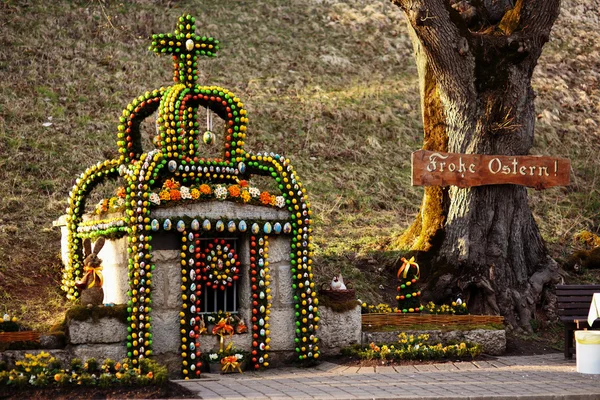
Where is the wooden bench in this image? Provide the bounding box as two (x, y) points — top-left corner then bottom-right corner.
(556, 284), (600, 359)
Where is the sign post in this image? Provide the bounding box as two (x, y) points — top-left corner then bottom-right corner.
(411, 150), (570, 188)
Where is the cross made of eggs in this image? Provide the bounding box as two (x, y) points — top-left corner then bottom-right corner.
(149, 14), (220, 88)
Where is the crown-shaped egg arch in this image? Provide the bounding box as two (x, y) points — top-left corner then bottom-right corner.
(63, 14), (319, 375)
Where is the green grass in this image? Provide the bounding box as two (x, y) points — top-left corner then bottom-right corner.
(0, 0), (599, 331)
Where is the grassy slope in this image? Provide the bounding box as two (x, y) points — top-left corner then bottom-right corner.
(0, 0), (598, 330)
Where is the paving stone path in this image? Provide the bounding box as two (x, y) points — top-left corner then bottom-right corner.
(176, 354), (600, 399)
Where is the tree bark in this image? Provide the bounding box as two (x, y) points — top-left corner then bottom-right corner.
(391, 0), (561, 332)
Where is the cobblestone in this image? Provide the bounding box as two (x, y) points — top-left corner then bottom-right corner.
(175, 354), (600, 399)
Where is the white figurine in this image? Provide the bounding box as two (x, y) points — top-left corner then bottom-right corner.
(330, 273), (347, 291)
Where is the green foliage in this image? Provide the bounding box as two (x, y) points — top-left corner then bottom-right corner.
(66, 304), (128, 323)
(344, 332), (482, 361)
(0, 352), (168, 389)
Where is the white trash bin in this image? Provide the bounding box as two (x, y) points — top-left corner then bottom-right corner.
(575, 330), (600, 374)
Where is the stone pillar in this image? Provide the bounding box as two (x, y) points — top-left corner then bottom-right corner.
(150, 250), (184, 372)
(318, 305), (362, 355)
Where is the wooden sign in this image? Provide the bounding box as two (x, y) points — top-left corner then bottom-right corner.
(412, 150), (570, 188)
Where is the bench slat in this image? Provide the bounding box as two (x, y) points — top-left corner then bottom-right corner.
(557, 296), (597, 303)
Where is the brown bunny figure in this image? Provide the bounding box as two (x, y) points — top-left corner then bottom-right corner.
(75, 237), (105, 306)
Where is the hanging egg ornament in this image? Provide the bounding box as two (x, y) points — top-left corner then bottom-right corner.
(151, 219), (160, 231)
(238, 220), (247, 232)
(163, 219), (172, 231)
(203, 130), (216, 145)
(176, 220), (186, 232)
(191, 219), (200, 231)
(202, 219), (212, 231)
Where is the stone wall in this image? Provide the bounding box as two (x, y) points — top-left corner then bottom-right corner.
(67, 317), (127, 361)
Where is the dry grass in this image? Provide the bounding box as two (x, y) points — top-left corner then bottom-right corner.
(0, 0), (598, 330)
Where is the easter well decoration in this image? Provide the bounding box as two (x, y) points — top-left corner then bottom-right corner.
(396, 257), (423, 313)
(62, 14), (319, 377)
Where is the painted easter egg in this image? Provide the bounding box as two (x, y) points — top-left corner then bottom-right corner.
(238, 220), (247, 232)
(177, 220), (186, 232)
(151, 219), (159, 231)
(227, 221), (236, 233)
(202, 219), (211, 231)
(163, 219), (172, 231)
(263, 222), (272, 234)
(283, 222), (292, 234)
(215, 220), (225, 232)
(191, 219), (200, 231)
(203, 130), (216, 144)
(238, 162), (246, 174)
(273, 222), (282, 234)
(168, 160), (177, 172)
(251, 223), (260, 234)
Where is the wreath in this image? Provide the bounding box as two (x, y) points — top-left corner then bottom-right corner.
(200, 239), (241, 290)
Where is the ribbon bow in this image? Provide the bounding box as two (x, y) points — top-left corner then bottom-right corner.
(397, 257), (420, 280)
(212, 318), (234, 352)
(83, 266), (104, 288)
(212, 318), (234, 336)
(220, 355), (243, 373)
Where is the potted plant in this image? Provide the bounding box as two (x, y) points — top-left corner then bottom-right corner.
(205, 344), (248, 374)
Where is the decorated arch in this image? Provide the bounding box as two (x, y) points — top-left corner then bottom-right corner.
(62, 14), (319, 377)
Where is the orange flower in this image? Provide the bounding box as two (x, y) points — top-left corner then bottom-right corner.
(159, 190), (170, 201)
(239, 180), (249, 188)
(259, 191), (271, 205)
(146, 371), (154, 379)
(115, 362), (121, 371)
(170, 189), (181, 201)
(199, 184), (211, 195)
(116, 186), (126, 198)
(164, 178), (180, 189)
(191, 188), (200, 199)
(54, 373), (61, 382)
(228, 185), (241, 198)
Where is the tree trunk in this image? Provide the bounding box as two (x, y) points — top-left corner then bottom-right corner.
(391, 0), (561, 332)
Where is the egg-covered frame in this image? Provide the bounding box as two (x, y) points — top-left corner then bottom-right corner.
(63, 14), (319, 376)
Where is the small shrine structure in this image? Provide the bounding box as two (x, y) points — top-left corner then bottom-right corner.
(54, 14), (334, 378)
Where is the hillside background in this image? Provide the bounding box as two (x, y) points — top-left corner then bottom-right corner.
(0, 0), (598, 329)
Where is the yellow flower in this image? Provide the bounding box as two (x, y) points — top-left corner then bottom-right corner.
(241, 190), (251, 203)
(191, 188), (200, 200)
(116, 372), (122, 379)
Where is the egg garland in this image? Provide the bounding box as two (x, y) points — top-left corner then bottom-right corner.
(199, 239), (240, 290)
(249, 235), (272, 369)
(64, 159), (121, 299)
(179, 230), (205, 377)
(243, 153), (320, 362)
(63, 14), (320, 376)
(396, 257), (423, 313)
(126, 150), (164, 365)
